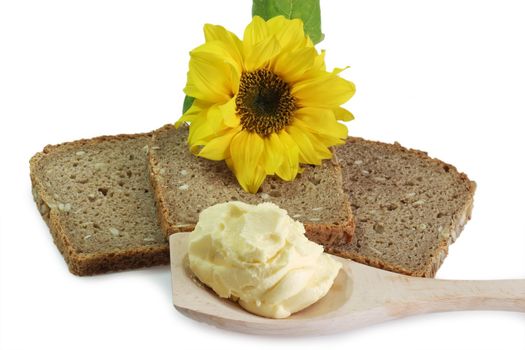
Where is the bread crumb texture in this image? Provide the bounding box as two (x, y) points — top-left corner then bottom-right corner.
(30, 133), (169, 275)
(329, 137), (476, 277)
(148, 125), (355, 247)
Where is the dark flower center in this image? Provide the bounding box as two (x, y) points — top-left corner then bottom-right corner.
(236, 69), (296, 136)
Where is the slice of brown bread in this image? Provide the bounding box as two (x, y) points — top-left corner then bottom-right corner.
(30, 132), (169, 276)
(148, 125), (355, 246)
(328, 137), (476, 277)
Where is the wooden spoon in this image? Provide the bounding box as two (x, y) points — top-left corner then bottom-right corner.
(169, 233), (525, 336)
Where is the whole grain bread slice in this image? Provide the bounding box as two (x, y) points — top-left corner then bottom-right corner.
(328, 137), (476, 277)
(30, 132), (169, 276)
(148, 125), (355, 246)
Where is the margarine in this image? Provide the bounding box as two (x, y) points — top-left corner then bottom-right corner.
(187, 201), (341, 319)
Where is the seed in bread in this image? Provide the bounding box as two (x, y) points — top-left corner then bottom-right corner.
(30, 132), (169, 276)
(148, 125), (355, 246)
(329, 137), (476, 277)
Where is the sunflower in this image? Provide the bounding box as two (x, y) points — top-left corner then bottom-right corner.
(176, 15), (355, 193)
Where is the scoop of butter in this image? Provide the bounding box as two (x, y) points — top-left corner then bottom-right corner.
(187, 201), (342, 319)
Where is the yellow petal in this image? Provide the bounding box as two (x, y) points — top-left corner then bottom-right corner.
(230, 63), (241, 94)
(244, 35), (281, 72)
(272, 47), (317, 84)
(333, 107), (354, 121)
(175, 98), (214, 127)
(294, 107), (348, 139)
(243, 16), (269, 49)
(198, 127), (241, 161)
(191, 41), (242, 77)
(313, 50), (326, 71)
(301, 50), (326, 80)
(292, 73), (356, 108)
(175, 113), (195, 127)
(261, 132), (284, 174)
(185, 52), (233, 103)
(295, 119), (346, 151)
(275, 131), (300, 181)
(266, 16), (306, 51)
(286, 125), (325, 165)
(247, 165), (267, 194)
(206, 104), (223, 133)
(229, 131), (266, 193)
(305, 36), (315, 48)
(175, 107), (199, 128)
(312, 131), (346, 148)
(289, 123), (333, 159)
(204, 24), (232, 42)
(333, 66), (350, 75)
(204, 24), (243, 52)
(220, 97), (240, 128)
(205, 97), (239, 132)
(198, 23), (244, 75)
(188, 112), (215, 147)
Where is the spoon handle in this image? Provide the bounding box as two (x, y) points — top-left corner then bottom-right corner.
(391, 277), (525, 314)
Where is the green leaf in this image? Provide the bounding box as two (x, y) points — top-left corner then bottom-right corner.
(182, 95), (195, 114)
(252, 0), (324, 44)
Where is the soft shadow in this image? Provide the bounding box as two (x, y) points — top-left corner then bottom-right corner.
(134, 265), (172, 302)
(82, 264), (173, 303)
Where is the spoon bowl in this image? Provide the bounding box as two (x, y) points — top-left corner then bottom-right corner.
(170, 233), (525, 335)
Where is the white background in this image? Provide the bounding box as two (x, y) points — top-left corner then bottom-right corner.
(1, 0), (524, 349)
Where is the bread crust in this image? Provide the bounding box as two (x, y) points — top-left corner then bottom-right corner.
(31, 127), (472, 278)
(148, 124), (355, 246)
(328, 137), (476, 277)
(30, 132), (170, 276)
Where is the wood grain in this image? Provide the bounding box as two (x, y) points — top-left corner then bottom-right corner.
(169, 233), (525, 335)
